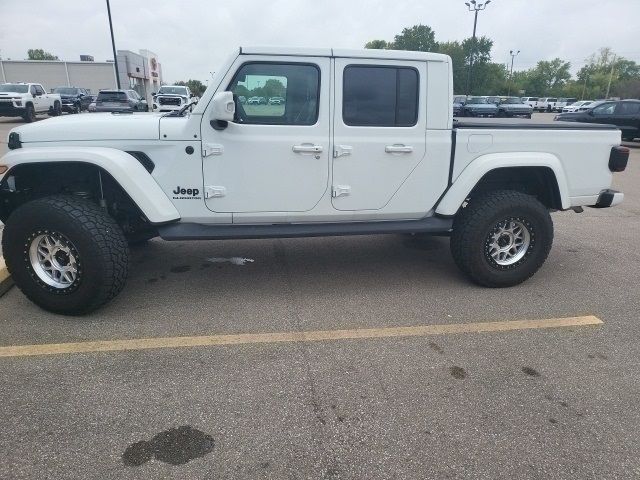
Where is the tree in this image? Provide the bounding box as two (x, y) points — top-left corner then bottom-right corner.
(576, 48), (640, 99)
(175, 79), (206, 97)
(391, 25), (437, 52)
(364, 40), (389, 50)
(514, 58), (571, 96)
(262, 78), (286, 99)
(27, 49), (59, 60)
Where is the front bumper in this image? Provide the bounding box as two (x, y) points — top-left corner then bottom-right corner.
(593, 189), (624, 208)
(0, 102), (26, 117)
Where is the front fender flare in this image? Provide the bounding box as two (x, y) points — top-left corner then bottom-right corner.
(0, 146), (180, 224)
(435, 152), (570, 216)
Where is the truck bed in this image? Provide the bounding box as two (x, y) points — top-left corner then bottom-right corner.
(454, 118), (618, 130)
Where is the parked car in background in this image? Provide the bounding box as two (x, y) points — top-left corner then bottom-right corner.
(497, 97), (533, 118)
(268, 96), (285, 105)
(247, 96), (267, 105)
(453, 95), (466, 116)
(536, 97), (558, 112)
(237, 95), (247, 104)
(152, 85), (193, 113)
(555, 99), (640, 141)
(52, 86), (92, 113)
(486, 96), (501, 105)
(521, 97), (539, 109)
(552, 98), (577, 112)
(0, 83), (61, 122)
(459, 96), (498, 117)
(561, 100), (593, 113)
(95, 89), (148, 113)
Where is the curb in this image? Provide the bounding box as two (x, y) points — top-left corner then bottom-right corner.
(0, 257), (13, 297)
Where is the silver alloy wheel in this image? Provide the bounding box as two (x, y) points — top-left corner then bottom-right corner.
(28, 233), (79, 289)
(486, 219), (531, 266)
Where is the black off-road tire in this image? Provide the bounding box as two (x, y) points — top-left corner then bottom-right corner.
(2, 195), (130, 315)
(450, 190), (553, 287)
(23, 103), (36, 122)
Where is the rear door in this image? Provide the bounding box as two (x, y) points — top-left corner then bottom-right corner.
(332, 59), (426, 210)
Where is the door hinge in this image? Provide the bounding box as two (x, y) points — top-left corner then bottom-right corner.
(333, 145), (353, 158)
(205, 186), (226, 198)
(332, 185), (351, 198)
(203, 143), (224, 157)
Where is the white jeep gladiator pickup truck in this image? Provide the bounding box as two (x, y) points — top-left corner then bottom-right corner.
(0, 47), (629, 315)
(0, 83), (62, 122)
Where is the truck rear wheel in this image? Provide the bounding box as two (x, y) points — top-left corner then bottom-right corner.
(450, 190), (553, 287)
(2, 195), (130, 315)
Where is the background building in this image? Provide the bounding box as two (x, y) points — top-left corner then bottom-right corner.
(0, 49), (162, 103)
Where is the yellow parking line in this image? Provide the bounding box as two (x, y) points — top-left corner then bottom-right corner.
(0, 316), (602, 358)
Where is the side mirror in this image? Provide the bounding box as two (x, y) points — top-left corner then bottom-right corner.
(152, 92), (157, 97)
(587, 110), (594, 116)
(210, 91), (235, 122)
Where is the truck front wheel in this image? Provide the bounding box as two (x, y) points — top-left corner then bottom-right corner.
(450, 190), (553, 287)
(2, 195), (130, 315)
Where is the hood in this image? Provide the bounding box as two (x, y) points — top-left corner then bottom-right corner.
(12, 112), (162, 143)
(0, 91), (24, 97)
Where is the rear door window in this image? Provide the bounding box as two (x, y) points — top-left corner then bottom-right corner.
(617, 102), (640, 115)
(98, 92), (128, 102)
(342, 65), (419, 127)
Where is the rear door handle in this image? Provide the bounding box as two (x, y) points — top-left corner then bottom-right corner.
(292, 144), (323, 154)
(385, 144), (413, 154)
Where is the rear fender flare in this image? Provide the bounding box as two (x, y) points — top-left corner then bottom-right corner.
(436, 152), (570, 216)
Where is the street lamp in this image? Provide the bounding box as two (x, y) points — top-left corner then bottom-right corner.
(106, 0), (121, 89)
(465, 0), (491, 96)
(508, 49), (520, 96)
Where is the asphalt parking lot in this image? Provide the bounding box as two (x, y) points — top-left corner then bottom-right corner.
(1, 113), (639, 479)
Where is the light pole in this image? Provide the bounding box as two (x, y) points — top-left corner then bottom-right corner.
(106, 0), (121, 89)
(508, 49), (520, 96)
(465, 0), (491, 96)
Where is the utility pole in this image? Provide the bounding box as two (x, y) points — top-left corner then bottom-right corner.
(605, 54), (616, 99)
(508, 50), (520, 96)
(106, 0), (121, 89)
(465, 0), (491, 96)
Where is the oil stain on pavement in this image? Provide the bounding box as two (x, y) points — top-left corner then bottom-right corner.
(449, 366), (467, 379)
(122, 425), (214, 467)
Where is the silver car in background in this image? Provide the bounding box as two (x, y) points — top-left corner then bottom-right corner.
(95, 90), (148, 113)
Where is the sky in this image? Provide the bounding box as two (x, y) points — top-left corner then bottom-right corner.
(1, 0), (639, 83)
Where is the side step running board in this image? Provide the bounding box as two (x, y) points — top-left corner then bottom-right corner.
(158, 217), (453, 241)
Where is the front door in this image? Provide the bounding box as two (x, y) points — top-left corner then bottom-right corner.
(201, 58), (330, 214)
(332, 59), (427, 211)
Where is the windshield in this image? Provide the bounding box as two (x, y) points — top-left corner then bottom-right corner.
(53, 87), (79, 95)
(0, 84), (29, 93)
(467, 97), (488, 104)
(158, 86), (188, 95)
(503, 97), (523, 104)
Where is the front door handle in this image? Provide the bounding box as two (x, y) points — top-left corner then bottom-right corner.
(292, 144), (323, 154)
(385, 144), (413, 154)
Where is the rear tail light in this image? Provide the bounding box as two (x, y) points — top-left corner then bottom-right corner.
(609, 146), (629, 172)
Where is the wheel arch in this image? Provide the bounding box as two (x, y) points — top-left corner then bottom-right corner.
(0, 147), (180, 225)
(436, 152), (570, 216)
